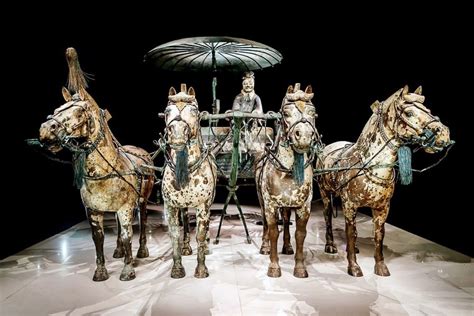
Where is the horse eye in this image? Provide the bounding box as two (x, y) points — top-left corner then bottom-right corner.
(405, 111), (414, 117)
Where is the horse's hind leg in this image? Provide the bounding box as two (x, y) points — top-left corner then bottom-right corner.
(136, 201), (149, 258)
(166, 202), (185, 278)
(194, 204), (210, 278)
(87, 209), (109, 281)
(113, 214), (125, 258)
(181, 208), (193, 256)
(281, 208), (294, 255)
(116, 209), (136, 281)
(372, 206), (390, 276)
(344, 205), (363, 277)
(294, 204), (310, 278)
(321, 190), (337, 254)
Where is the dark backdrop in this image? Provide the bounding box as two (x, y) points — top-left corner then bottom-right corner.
(4, 7), (471, 259)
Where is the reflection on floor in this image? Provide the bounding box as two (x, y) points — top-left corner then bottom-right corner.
(1, 203), (473, 315)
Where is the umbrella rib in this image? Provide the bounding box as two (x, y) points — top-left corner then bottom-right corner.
(216, 51), (251, 71)
(156, 50), (207, 69)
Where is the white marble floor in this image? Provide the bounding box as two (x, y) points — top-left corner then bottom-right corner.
(1, 203), (473, 315)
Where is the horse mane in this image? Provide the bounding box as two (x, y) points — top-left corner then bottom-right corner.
(66, 47), (92, 94)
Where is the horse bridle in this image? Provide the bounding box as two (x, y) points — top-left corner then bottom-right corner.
(46, 98), (102, 151)
(378, 98), (441, 151)
(164, 103), (200, 149)
(280, 101), (321, 149)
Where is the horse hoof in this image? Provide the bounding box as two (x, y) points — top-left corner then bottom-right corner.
(92, 266), (109, 282)
(194, 266), (209, 278)
(181, 245), (193, 256)
(348, 265), (363, 277)
(281, 245), (294, 255)
(136, 246), (149, 258)
(374, 262), (391, 276)
(324, 244), (338, 254)
(113, 248), (125, 258)
(293, 267), (308, 278)
(120, 265), (136, 281)
(355, 246), (360, 254)
(259, 247), (270, 255)
(267, 266), (282, 278)
(171, 266), (186, 279)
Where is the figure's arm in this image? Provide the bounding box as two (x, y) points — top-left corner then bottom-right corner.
(254, 95), (263, 114)
(232, 95), (241, 111)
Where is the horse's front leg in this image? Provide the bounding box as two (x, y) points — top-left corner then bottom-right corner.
(136, 200), (149, 258)
(116, 208), (136, 281)
(266, 205), (281, 277)
(321, 190), (337, 254)
(181, 208), (193, 256)
(281, 207), (294, 255)
(166, 202), (185, 278)
(113, 213), (124, 258)
(294, 203), (310, 278)
(194, 204), (210, 278)
(257, 187), (270, 255)
(372, 206), (390, 276)
(87, 209), (109, 281)
(344, 204), (363, 277)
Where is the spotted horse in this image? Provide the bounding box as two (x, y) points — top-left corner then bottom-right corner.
(316, 85), (453, 277)
(161, 84), (217, 278)
(37, 48), (154, 281)
(256, 83), (321, 278)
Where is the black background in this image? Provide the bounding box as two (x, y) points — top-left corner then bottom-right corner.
(4, 6), (471, 259)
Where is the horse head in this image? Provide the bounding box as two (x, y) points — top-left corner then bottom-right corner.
(39, 87), (101, 154)
(375, 85), (452, 153)
(165, 84), (200, 150)
(280, 83), (319, 154)
(164, 84), (200, 188)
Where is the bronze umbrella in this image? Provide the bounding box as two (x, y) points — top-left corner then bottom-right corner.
(144, 36), (283, 109)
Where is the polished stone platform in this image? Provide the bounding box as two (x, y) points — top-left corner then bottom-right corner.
(1, 203), (473, 315)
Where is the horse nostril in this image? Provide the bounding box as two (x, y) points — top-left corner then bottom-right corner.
(295, 130), (301, 139)
(51, 123), (56, 130)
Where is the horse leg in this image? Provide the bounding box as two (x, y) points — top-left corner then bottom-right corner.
(294, 204), (310, 278)
(181, 208), (193, 256)
(136, 201), (149, 258)
(194, 204), (210, 278)
(87, 209), (109, 281)
(166, 202), (185, 278)
(258, 187), (270, 255)
(116, 209), (136, 281)
(321, 190), (337, 254)
(113, 213), (125, 258)
(373, 206), (390, 276)
(267, 206), (281, 277)
(281, 207), (294, 255)
(344, 205), (363, 277)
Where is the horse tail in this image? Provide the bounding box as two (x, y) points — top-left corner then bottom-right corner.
(65, 47), (89, 93)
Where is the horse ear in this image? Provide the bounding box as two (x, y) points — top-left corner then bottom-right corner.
(287, 85), (294, 94)
(188, 87), (195, 96)
(414, 85), (422, 95)
(78, 87), (89, 101)
(371, 100), (380, 113)
(62, 87), (72, 101)
(402, 85), (409, 96)
(169, 87), (176, 96)
(305, 85), (313, 94)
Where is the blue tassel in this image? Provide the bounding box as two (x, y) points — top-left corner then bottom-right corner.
(398, 146), (412, 185)
(293, 152), (305, 185)
(175, 147), (189, 189)
(72, 152), (86, 189)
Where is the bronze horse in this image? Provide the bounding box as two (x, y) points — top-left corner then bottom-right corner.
(161, 84), (217, 278)
(38, 48), (154, 281)
(256, 84), (320, 278)
(316, 85), (452, 277)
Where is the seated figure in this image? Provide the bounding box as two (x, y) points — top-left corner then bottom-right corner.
(232, 71), (263, 114)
